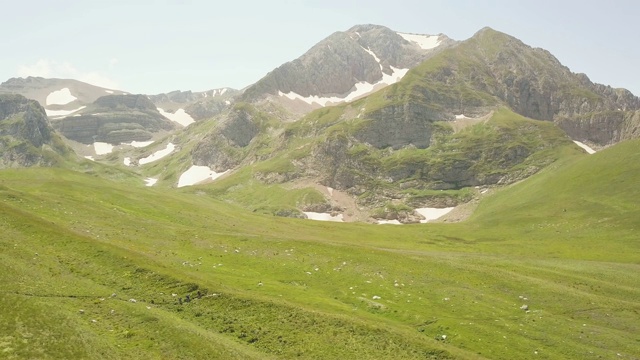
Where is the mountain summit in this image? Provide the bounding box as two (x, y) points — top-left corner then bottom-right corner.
(241, 24), (455, 112)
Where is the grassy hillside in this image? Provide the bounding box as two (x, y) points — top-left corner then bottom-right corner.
(0, 138), (638, 359)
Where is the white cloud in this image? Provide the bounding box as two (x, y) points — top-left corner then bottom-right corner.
(17, 59), (120, 90)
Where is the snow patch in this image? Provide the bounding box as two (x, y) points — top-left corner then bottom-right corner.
(45, 106), (86, 117)
(126, 140), (154, 148)
(415, 207), (455, 223)
(139, 143), (175, 165)
(84, 156), (95, 161)
(397, 32), (441, 50)
(573, 140), (596, 154)
(225, 100), (231, 105)
(105, 90), (114, 94)
(93, 142), (113, 155)
(303, 212), (344, 222)
(144, 178), (158, 187)
(46, 88), (77, 105)
(157, 108), (195, 127)
(177, 165), (228, 187)
(220, 88), (227, 95)
(377, 220), (403, 225)
(361, 46), (383, 71)
(279, 65), (408, 107)
(455, 114), (470, 119)
(123, 157), (131, 166)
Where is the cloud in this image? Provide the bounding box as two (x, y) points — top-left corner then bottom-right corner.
(17, 59), (120, 90)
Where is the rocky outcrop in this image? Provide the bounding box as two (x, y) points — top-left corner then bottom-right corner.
(0, 94), (52, 147)
(0, 94), (69, 167)
(190, 106), (262, 171)
(53, 94), (176, 144)
(355, 103), (437, 149)
(220, 109), (259, 147)
(555, 110), (640, 145)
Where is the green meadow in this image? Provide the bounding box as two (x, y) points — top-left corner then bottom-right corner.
(0, 139), (638, 359)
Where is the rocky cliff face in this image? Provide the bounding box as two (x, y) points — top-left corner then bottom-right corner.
(190, 105), (263, 171)
(52, 94), (176, 144)
(0, 94), (70, 167)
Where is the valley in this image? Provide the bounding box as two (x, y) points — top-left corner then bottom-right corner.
(0, 22), (639, 359)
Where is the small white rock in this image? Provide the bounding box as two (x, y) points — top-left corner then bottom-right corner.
(372, 295), (381, 300)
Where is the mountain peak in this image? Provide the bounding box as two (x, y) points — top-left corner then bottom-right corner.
(242, 24), (456, 112)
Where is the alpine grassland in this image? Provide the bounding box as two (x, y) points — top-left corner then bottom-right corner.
(1, 138), (638, 359)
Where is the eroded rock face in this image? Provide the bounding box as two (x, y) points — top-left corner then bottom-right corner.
(53, 94), (176, 144)
(220, 109), (258, 148)
(0, 94), (69, 168)
(355, 103), (435, 149)
(0, 94), (52, 148)
(191, 107), (261, 171)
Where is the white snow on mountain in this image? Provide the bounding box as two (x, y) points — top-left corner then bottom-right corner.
(573, 140), (596, 154)
(377, 220), (402, 225)
(144, 178), (158, 187)
(45, 106), (86, 118)
(303, 212), (344, 222)
(139, 143), (175, 165)
(415, 207), (454, 223)
(93, 142), (114, 155)
(46, 88), (77, 105)
(105, 90), (114, 94)
(361, 46), (383, 71)
(397, 33), (441, 50)
(157, 108), (195, 127)
(279, 66), (408, 107)
(177, 165), (228, 188)
(125, 140), (154, 148)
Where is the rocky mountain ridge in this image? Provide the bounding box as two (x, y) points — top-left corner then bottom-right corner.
(242, 24), (456, 112)
(52, 94), (176, 144)
(0, 94), (71, 167)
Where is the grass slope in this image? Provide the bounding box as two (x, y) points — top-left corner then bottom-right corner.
(0, 140), (638, 359)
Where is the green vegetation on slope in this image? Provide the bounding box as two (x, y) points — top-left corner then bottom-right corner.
(0, 138), (638, 359)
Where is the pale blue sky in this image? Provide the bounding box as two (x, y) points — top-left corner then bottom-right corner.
(2, 0), (638, 95)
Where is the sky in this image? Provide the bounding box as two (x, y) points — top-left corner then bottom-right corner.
(2, 0), (639, 95)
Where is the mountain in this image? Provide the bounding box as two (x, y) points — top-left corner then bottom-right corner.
(149, 87), (238, 122)
(161, 27), (636, 221)
(50, 94), (177, 147)
(0, 94), (72, 167)
(381, 26), (640, 147)
(0, 76), (128, 118)
(241, 24), (456, 113)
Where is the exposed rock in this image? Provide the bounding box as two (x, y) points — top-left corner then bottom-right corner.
(0, 94), (70, 168)
(242, 24), (456, 105)
(52, 94), (175, 144)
